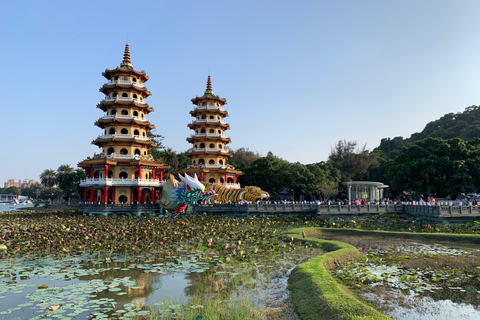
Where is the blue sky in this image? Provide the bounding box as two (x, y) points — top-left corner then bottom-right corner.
(2, 0), (480, 186)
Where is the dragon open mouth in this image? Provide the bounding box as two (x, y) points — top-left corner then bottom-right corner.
(198, 190), (217, 204)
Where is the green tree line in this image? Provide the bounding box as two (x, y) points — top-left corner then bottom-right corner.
(25, 105), (480, 202)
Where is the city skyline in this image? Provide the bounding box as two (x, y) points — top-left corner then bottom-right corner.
(2, 0), (480, 185)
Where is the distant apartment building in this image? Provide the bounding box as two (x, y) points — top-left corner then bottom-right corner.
(4, 179), (38, 189)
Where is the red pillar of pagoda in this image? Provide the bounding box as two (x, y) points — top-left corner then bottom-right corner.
(113, 188), (116, 205)
(103, 186), (108, 204)
(137, 187), (141, 204)
(160, 170), (163, 181)
(130, 189), (133, 205)
(90, 186), (94, 203)
(152, 187), (156, 203)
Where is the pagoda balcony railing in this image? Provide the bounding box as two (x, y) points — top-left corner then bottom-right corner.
(106, 80), (145, 88)
(191, 119), (227, 125)
(99, 114), (148, 122)
(103, 97), (147, 105)
(80, 178), (165, 187)
(105, 153), (141, 160)
(188, 148), (230, 153)
(194, 105), (225, 111)
(187, 164), (229, 169)
(97, 134), (150, 141)
(190, 133), (228, 138)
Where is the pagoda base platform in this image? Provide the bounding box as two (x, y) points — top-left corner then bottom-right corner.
(79, 203), (159, 216)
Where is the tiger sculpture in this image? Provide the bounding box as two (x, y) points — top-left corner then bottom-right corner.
(204, 184), (269, 204)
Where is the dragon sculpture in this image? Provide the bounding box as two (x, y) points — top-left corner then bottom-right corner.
(157, 173), (269, 214)
(158, 174), (216, 214)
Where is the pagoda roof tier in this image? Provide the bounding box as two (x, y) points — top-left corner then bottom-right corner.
(191, 75), (227, 106)
(95, 117), (155, 130)
(97, 100), (154, 113)
(186, 135), (231, 144)
(181, 166), (242, 175)
(78, 158), (118, 168)
(185, 148), (232, 159)
(191, 94), (227, 106)
(100, 82), (151, 97)
(189, 108), (228, 118)
(128, 160), (170, 169)
(102, 67), (149, 82)
(187, 121), (230, 130)
(91, 135), (157, 148)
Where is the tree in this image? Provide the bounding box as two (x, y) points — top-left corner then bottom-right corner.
(240, 153), (291, 196)
(56, 164), (76, 203)
(227, 148), (261, 172)
(388, 138), (480, 198)
(307, 162), (341, 200)
(328, 140), (379, 181)
(147, 131), (165, 160)
(40, 169), (57, 188)
(4, 186), (21, 197)
(39, 187), (63, 202)
(21, 184), (42, 199)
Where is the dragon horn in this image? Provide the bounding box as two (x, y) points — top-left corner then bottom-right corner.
(178, 174), (185, 183)
(193, 173), (200, 183)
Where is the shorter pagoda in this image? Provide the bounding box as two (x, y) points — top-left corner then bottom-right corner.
(182, 76), (242, 187)
(78, 44), (169, 215)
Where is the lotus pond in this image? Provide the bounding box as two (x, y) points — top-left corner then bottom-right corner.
(0, 211), (324, 319)
(2, 211), (480, 319)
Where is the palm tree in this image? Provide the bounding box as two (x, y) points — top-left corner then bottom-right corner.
(56, 164), (75, 204)
(40, 169), (57, 188)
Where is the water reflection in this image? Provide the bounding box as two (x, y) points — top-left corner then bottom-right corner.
(323, 230), (480, 319)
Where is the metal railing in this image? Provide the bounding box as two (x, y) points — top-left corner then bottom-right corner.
(80, 178), (165, 187)
(189, 133), (228, 138)
(187, 148), (230, 153)
(191, 119), (227, 125)
(99, 114), (148, 122)
(106, 80), (145, 87)
(96, 134), (150, 141)
(193, 105), (225, 111)
(102, 97), (147, 105)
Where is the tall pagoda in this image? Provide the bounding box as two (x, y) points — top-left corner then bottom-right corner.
(78, 44), (168, 214)
(182, 76), (242, 187)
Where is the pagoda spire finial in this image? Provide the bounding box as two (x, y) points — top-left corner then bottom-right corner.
(121, 43), (132, 67)
(205, 75), (214, 95)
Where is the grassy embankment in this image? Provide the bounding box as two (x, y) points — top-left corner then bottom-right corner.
(285, 226), (480, 320)
(316, 227), (480, 246)
(283, 227), (392, 320)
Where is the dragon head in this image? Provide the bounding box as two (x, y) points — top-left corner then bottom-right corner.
(173, 174), (216, 206)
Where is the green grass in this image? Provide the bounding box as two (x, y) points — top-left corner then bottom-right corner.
(317, 227), (480, 245)
(283, 228), (392, 320)
(146, 294), (265, 320)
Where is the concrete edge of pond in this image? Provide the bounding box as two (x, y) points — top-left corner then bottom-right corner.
(282, 228), (392, 320)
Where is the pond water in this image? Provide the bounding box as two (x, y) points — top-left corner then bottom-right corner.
(0, 249), (314, 319)
(321, 231), (480, 319)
